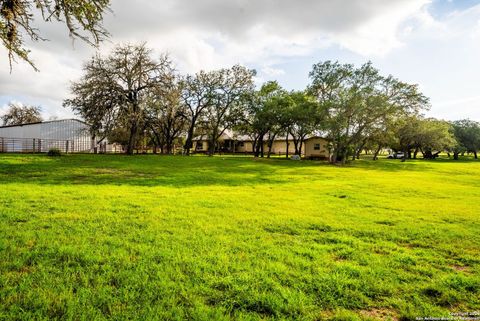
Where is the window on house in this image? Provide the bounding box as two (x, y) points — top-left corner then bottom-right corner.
(238, 142), (245, 147)
(314, 143), (321, 150)
(196, 143), (203, 150)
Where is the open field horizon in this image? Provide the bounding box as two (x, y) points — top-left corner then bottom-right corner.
(0, 154), (479, 320)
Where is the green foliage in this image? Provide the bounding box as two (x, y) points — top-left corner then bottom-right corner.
(1, 102), (42, 126)
(396, 117), (456, 158)
(64, 44), (174, 155)
(1, 0), (110, 70)
(450, 119), (480, 158)
(0, 154), (479, 320)
(308, 60), (429, 163)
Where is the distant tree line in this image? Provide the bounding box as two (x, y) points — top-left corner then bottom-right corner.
(1, 102), (43, 126)
(59, 43), (480, 163)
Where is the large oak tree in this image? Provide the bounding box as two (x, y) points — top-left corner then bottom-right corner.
(309, 61), (429, 164)
(64, 43), (174, 155)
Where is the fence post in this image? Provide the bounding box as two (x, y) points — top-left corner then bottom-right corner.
(66, 140), (69, 154)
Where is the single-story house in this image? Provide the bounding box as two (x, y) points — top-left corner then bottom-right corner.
(192, 131), (330, 159)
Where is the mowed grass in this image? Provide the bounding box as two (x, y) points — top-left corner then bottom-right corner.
(0, 154), (479, 321)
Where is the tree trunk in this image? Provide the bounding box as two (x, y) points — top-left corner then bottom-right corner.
(413, 148), (419, 159)
(184, 124), (195, 156)
(126, 121), (138, 155)
(267, 141), (273, 158)
(285, 137), (289, 159)
(298, 136), (305, 156)
(373, 146), (381, 161)
(254, 136), (263, 157)
(401, 147), (408, 162)
(293, 139), (300, 155)
(454, 152), (459, 160)
(341, 149), (348, 165)
(208, 137), (216, 156)
(474, 151), (478, 159)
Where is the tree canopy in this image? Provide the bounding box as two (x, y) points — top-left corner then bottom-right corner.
(62, 48), (477, 162)
(1, 102), (42, 126)
(450, 119), (480, 159)
(64, 43), (174, 155)
(308, 61), (429, 163)
(1, 0), (110, 70)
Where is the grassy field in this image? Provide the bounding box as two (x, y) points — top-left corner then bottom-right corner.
(0, 154), (479, 320)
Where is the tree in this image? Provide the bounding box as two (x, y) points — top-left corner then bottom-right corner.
(287, 91), (324, 155)
(64, 43), (173, 155)
(451, 119), (480, 159)
(238, 81), (288, 158)
(1, 102), (42, 125)
(146, 77), (187, 154)
(364, 115), (400, 160)
(181, 71), (219, 155)
(308, 61), (429, 164)
(1, 0), (110, 70)
(396, 117), (456, 161)
(201, 65), (256, 155)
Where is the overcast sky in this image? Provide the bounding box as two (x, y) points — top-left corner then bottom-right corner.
(1, 0), (480, 121)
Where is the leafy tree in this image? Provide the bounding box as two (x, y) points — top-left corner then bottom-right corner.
(1, 102), (42, 125)
(309, 61), (429, 164)
(146, 78), (187, 154)
(396, 117), (456, 161)
(181, 71), (219, 155)
(364, 115), (400, 160)
(1, 0), (110, 70)
(287, 91), (324, 155)
(201, 65), (256, 155)
(451, 119), (480, 159)
(238, 81), (288, 158)
(64, 43), (173, 155)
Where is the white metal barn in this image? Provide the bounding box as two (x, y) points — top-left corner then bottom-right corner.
(0, 119), (96, 153)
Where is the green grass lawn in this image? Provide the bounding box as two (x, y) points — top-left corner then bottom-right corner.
(0, 154), (479, 320)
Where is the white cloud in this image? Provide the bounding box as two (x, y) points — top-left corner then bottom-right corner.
(3, 0), (480, 121)
(261, 66), (286, 77)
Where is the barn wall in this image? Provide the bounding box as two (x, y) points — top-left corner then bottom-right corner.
(0, 119), (95, 153)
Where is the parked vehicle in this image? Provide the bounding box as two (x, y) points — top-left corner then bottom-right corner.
(387, 152), (405, 159)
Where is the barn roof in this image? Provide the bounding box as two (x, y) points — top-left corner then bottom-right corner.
(0, 118), (89, 129)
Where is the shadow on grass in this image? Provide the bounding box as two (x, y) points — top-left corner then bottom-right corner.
(0, 154), (329, 188)
(348, 156), (479, 173)
(1, 154), (475, 187)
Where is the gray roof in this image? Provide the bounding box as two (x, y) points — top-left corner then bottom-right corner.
(0, 118), (88, 129)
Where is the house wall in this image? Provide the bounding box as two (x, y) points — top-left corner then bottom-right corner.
(267, 140), (303, 155)
(235, 140), (309, 155)
(193, 141), (208, 152)
(304, 138), (330, 158)
(236, 141), (254, 153)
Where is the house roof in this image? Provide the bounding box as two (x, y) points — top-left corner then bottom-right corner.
(0, 118), (89, 129)
(192, 130), (328, 142)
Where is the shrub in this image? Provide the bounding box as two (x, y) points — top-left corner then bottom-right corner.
(47, 148), (62, 157)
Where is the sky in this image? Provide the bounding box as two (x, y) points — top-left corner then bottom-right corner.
(1, 0), (480, 121)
